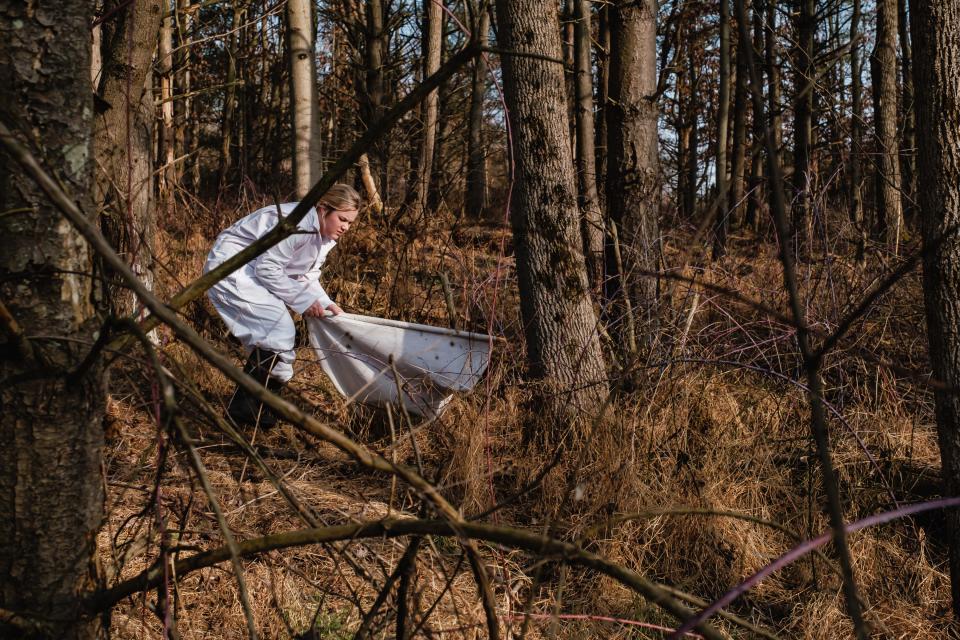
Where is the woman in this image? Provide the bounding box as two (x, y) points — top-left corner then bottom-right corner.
(203, 184), (361, 426)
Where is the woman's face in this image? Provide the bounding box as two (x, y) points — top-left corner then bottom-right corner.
(320, 206), (359, 241)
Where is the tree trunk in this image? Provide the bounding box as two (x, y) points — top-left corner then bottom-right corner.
(682, 48), (699, 220)
(574, 0), (604, 289)
(0, 2), (106, 637)
(595, 1), (611, 206)
(158, 10), (176, 208)
(92, 0), (161, 317)
(465, 5), (490, 219)
(288, 0), (322, 198)
(494, 0), (609, 426)
(363, 0), (389, 195)
(765, 0), (782, 169)
(218, 3), (242, 191)
(792, 0), (815, 234)
(912, 0), (960, 620)
(898, 0), (915, 222)
(871, 0), (903, 249)
(606, 0), (662, 358)
(412, 0), (443, 214)
(744, 0), (765, 230)
(713, 0), (731, 259)
(728, 0), (749, 231)
(850, 0), (866, 261)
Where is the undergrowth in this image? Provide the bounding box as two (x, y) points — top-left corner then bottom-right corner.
(101, 196), (952, 638)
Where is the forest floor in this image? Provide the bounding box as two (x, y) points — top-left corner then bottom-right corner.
(100, 196), (953, 639)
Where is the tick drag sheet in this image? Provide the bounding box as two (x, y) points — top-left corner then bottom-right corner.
(307, 314), (492, 417)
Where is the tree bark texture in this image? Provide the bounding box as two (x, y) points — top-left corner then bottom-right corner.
(912, 0), (960, 620)
(792, 0), (815, 231)
(573, 0), (604, 289)
(744, 0), (765, 229)
(871, 0), (904, 248)
(494, 0), (609, 424)
(713, 0), (731, 258)
(850, 0), (866, 261)
(728, 2), (748, 229)
(0, 2), (106, 637)
(93, 0), (161, 317)
(594, 2), (611, 207)
(412, 0), (442, 214)
(605, 0), (662, 356)
(158, 10), (176, 206)
(465, 5), (490, 219)
(897, 0), (916, 221)
(362, 0), (389, 194)
(288, 0), (322, 198)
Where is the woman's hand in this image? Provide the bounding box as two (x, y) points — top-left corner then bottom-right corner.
(304, 300), (343, 318)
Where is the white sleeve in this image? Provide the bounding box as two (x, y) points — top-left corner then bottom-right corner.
(252, 233), (331, 314)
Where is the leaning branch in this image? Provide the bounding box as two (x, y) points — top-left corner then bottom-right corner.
(86, 518), (729, 640)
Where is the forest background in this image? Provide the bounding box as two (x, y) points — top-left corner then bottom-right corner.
(3, 0), (960, 638)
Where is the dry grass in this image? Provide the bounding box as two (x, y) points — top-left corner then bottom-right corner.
(99, 199), (955, 638)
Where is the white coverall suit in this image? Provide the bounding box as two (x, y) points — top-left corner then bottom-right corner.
(203, 202), (337, 383)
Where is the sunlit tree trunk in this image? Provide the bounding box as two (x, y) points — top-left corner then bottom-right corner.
(850, 0), (866, 261)
(713, 0), (731, 259)
(465, 5), (490, 219)
(574, 0), (604, 289)
(92, 0), (161, 316)
(287, 0), (322, 198)
(158, 9), (176, 208)
(728, 1), (749, 231)
(494, 0), (609, 426)
(792, 0), (815, 234)
(606, 0), (662, 356)
(412, 0), (443, 213)
(898, 0), (915, 222)
(0, 2), (106, 636)
(871, 0), (903, 249)
(912, 0), (960, 619)
(744, 0), (765, 229)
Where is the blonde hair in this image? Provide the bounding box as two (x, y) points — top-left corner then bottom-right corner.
(319, 183), (361, 212)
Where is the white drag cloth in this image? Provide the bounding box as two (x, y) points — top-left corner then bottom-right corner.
(307, 314), (493, 417)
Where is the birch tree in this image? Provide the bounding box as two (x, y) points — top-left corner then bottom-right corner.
(288, 0), (322, 198)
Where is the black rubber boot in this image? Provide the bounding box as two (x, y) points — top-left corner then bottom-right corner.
(227, 348), (283, 428)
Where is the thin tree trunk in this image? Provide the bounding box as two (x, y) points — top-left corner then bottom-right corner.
(728, 1), (749, 231)
(897, 0), (916, 222)
(713, 0), (731, 258)
(288, 0), (322, 198)
(606, 0), (662, 357)
(912, 0), (960, 620)
(871, 0), (903, 250)
(765, 0), (782, 169)
(465, 5), (490, 218)
(92, 0), (161, 316)
(574, 0), (604, 289)
(683, 48), (699, 220)
(793, 0), (815, 233)
(595, 1), (611, 206)
(219, 3), (242, 191)
(850, 0), (866, 261)
(0, 3), (106, 637)
(744, 0), (765, 229)
(159, 10), (176, 208)
(363, 0), (388, 194)
(494, 0), (609, 426)
(413, 0), (443, 213)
